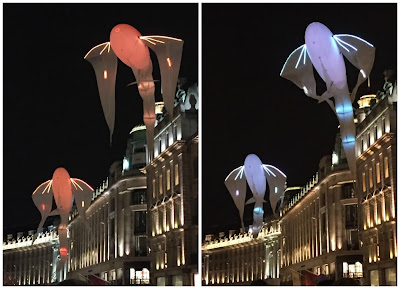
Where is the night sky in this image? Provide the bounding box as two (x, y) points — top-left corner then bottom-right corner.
(3, 3), (198, 234)
(202, 3), (396, 236)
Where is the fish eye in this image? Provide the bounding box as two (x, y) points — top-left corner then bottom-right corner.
(115, 28), (120, 32)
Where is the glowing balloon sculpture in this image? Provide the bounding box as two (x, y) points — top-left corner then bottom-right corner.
(86, 23), (184, 158)
(32, 167), (93, 272)
(280, 22), (375, 177)
(225, 154), (287, 237)
(84, 42), (117, 144)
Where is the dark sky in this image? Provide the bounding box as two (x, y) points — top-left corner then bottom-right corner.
(3, 3), (198, 233)
(202, 3), (396, 235)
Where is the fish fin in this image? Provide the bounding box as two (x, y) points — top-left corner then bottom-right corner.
(333, 34), (375, 102)
(49, 209), (60, 216)
(127, 79), (159, 87)
(141, 35), (184, 119)
(32, 180), (53, 196)
(245, 197), (256, 205)
(280, 44), (317, 98)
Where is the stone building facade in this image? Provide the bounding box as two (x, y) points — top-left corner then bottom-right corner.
(3, 228), (66, 285)
(279, 135), (363, 285)
(202, 221), (281, 285)
(66, 125), (151, 285)
(145, 83), (198, 285)
(355, 75), (397, 286)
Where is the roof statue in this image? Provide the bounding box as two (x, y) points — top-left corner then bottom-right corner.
(280, 22), (375, 178)
(85, 23), (184, 159)
(225, 154), (287, 237)
(31, 167), (93, 272)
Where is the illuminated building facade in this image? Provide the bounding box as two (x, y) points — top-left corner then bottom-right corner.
(67, 125), (151, 285)
(3, 228), (66, 285)
(145, 82), (198, 285)
(355, 73), (397, 286)
(202, 221), (281, 285)
(279, 137), (363, 285)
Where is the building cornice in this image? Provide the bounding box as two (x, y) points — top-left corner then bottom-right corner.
(280, 169), (350, 220)
(357, 133), (395, 161)
(3, 230), (59, 251)
(144, 140), (186, 173)
(202, 222), (280, 252)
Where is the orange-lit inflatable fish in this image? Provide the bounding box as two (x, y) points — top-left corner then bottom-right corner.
(85, 23), (184, 159)
(32, 167), (93, 272)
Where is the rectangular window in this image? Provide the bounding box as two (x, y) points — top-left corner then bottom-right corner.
(320, 191), (326, 206)
(172, 275), (183, 286)
(135, 236), (147, 257)
(369, 167), (373, 188)
(157, 277), (166, 286)
(175, 163), (179, 186)
(110, 197), (115, 212)
(362, 173), (366, 192)
(343, 262), (348, 276)
(370, 270), (379, 286)
(166, 204), (171, 231)
(344, 262), (363, 278)
(134, 211), (146, 234)
(376, 162), (381, 183)
(166, 169), (171, 191)
(367, 133), (371, 147)
(376, 196), (382, 225)
(385, 268), (396, 286)
(388, 229), (394, 259)
(342, 183), (355, 199)
(152, 179), (156, 198)
(363, 205), (368, 230)
(174, 199), (180, 228)
(374, 126), (378, 142)
(382, 118), (386, 134)
(345, 204), (358, 229)
(174, 125), (178, 141)
(152, 212), (157, 236)
(384, 192), (391, 221)
(323, 264), (329, 275)
(177, 238), (182, 266)
(133, 147), (146, 153)
(131, 189), (146, 205)
(384, 157), (389, 178)
(369, 201), (375, 227)
(110, 219), (115, 258)
(346, 229), (359, 250)
(158, 207), (164, 234)
(159, 174), (163, 195)
(321, 213), (327, 252)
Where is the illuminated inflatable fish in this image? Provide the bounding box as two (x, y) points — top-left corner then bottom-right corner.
(32, 167), (93, 272)
(85, 24), (184, 159)
(281, 22), (375, 177)
(225, 154), (287, 237)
